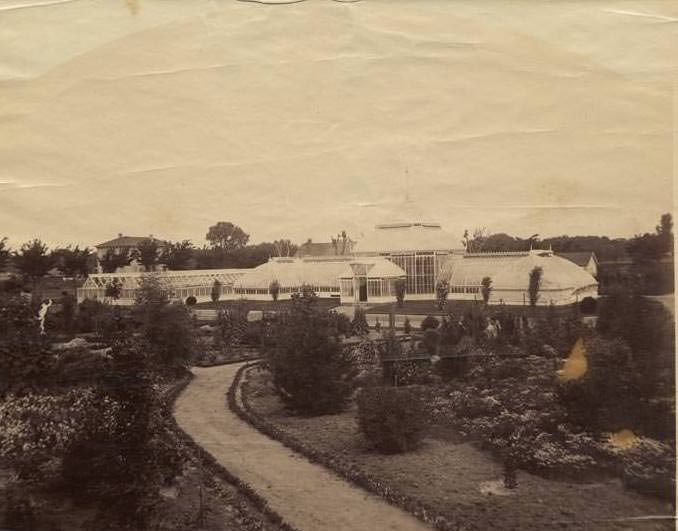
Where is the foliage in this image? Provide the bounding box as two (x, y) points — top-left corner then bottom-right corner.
(357, 386), (425, 453)
(329, 310), (352, 337)
(435, 279), (449, 310)
(133, 238), (160, 271)
(481, 276), (492, 305)
(351, 306), (369, 336)
(268, 295), (358, 415)
(104, 278), (122, 300)
(422, 329), (439, 356)
(13, 239), (54, 302)
(214, 303), (248, 348)
(185, 295), (197, 305)
(161, 239), (194, 270)
(206, 221), (249, 252)
(619, 437), (675, 501)
(0, 236), (10, 271)
(403, 317), (411, 334)
(53, 245), (92, 278)
(211, 279), (222, 304)
(394, 278), (406, 307)
(272, 239), (297, 257)
(0, 294), (53, 396)
(134, 276), (195, 370)
(99, 248), (132, 273)
(330, 230), (352, 255)
(420, 314), (439, 331)
(527, 266), (542, 307)
(269, 279), (280, 301)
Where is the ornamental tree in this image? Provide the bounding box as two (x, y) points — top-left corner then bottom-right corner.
(481, 276), (493, 305)
(528, 266), (543, 307)
(269, 279), (280, 302)
(269, 296), (358, 415)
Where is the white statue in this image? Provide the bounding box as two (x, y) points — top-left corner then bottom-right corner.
(37, 299), (53, 335)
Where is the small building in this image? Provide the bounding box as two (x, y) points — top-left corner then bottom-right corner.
(556, 251), (599, 278)
(95, 234), (167, 273)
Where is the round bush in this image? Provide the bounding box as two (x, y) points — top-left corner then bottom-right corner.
(185, 296), (197, 306)
(420, 315), (439, 331)
(357, 386), (425, 453)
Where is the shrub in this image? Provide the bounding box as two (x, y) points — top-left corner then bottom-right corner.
(435, 280), (449, 310)
(619, 438), (675, 501)
(403, 317), (411, 334)
(185, 295), (197, 305)
(394, 279), (406, 307)
(269, 297), (358, 415)
(420, 314), (439, 331)
(357, 386), (425, 453)
(330, 311), (352, 337)
(422, 329), (439, 356)
(351, 306), (369, 336)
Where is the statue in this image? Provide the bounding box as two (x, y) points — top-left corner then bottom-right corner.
(37, 299), (53, 335)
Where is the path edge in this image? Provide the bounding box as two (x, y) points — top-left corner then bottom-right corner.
(228, 362), (457, 531)
(167, 365), (298, 531)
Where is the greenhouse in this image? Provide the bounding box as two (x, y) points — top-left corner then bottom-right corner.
(77, 269), (248, 305)
(439, 250), (599, 305)
(338, 258), (406, 304)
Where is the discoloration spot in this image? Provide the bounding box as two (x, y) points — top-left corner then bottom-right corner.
(607, 429), (639, 450)
(558, 337), (587, 380)
(125, 0), (139, 15)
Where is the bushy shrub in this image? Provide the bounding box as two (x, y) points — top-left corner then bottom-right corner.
(422, 329), (439, 356)
(403, 317), (411, 334)
(330, 311), (352, 337)
(269, 296), (358, 415)
(619, 438), (675, 501)
(357, 386), (425, 453)
(351, 306), (369, 336)
(420, 314), (439, 331)
(185, 295), (197, 306)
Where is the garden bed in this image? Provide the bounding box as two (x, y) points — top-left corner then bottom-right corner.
(239, 365), (674, 530)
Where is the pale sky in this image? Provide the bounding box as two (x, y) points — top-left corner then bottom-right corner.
(0, 0), (675, 249)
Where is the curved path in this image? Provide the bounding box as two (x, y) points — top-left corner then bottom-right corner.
(174, 363), (430, 531)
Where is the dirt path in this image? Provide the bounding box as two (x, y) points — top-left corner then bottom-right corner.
(174, 363), (430, 531)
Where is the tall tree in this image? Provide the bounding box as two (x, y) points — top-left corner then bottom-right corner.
(528, 266), (543, 307)
(133, 239), (160, 272)
(272, 239), (297, 257)
(0, 237), (10, 271)
(481, 276), (493, 305)
(100, 249), (132, 273)
(161, 240), (194, 270)
(14, 239), (54, 302)
(54, 245), (92, 278)
(656, 213), (673, 255)
(206, 222), (249, 253)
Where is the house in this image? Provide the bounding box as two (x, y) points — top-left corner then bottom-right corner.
(556, 251), (599, 278)
(95, 234), (167, 272)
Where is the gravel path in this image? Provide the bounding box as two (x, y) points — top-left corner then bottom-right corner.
(174, 363), (430, 531)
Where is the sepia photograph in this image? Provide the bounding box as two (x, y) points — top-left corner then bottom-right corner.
(0, 0), (675, 529)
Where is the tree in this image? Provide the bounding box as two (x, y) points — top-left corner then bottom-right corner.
(100, 249), (132, 273)
(394, 278), (406, 308)
(269, 279), (280, 302)
(462, 227), (489, 253)
(13, 239), (54, 302)
(0, 237), (10, 271)
(273, 239), (297, 257)
(481, 276), (493, 305)
(206, 222), (249, 253)
(331, 231), (352, 255)
(54, 245), (92, 278)
(528, 266), (542, 307)
(656, 212), (673, 255)
(268, 296), (358, 415)
(435, 279), (449, 311)
(105, 279), (122, 300)
(211, 279), (222, 304)
(352, 306), (369, 336)
(161, 240), (194, 270)
(133, 238), (160, 272)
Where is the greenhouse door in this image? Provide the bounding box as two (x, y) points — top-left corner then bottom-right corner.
(358, 277), (368, 302)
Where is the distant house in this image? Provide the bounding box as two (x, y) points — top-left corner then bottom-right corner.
(295, 237), (354, 257)
(95, 234), (167, 272)
(556, 251), (599, 278)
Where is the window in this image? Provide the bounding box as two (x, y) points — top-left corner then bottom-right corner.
(388, 253), (435, 295)
(340, 279), (354, 297)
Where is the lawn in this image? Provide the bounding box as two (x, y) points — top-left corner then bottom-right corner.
(366, 299), (581, 317)
(194, 298), (341, 311)
(243, 367), (674, 530)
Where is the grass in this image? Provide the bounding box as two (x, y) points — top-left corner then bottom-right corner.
(194, 298), (341, 311)
(243, 368), (674, 531)
(367, 299), (582, 317)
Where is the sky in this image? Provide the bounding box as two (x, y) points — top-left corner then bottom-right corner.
(0, 0), (675, 249)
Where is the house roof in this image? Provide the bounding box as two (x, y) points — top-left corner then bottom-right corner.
(556, 251), (597, 267)
(295, 242), (339, 257)
(96, 235), (166, 248)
